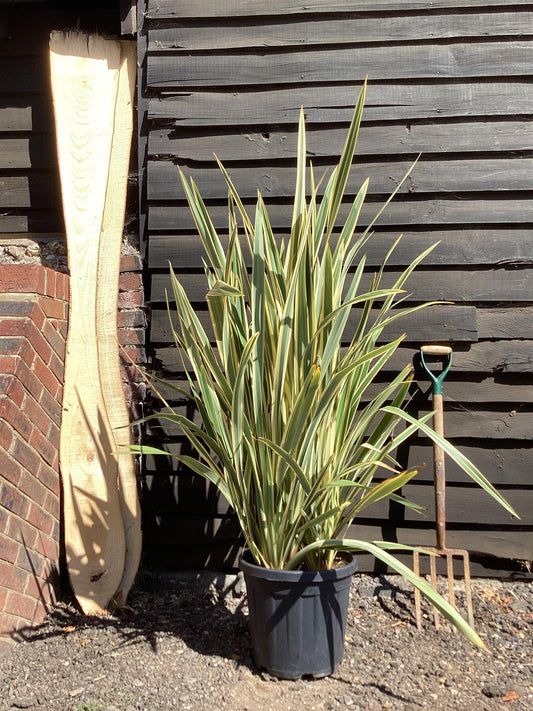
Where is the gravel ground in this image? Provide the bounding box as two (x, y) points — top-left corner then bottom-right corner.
(1, 572), (531, 711)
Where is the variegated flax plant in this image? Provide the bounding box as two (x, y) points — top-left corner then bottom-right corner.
(136, 82), (517, 647)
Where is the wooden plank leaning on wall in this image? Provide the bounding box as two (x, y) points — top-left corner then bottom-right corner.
(50, 31), (140, 615)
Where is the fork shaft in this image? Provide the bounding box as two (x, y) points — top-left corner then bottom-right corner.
(433, 393), (447, 550)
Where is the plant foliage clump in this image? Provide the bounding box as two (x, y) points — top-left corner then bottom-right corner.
(137, 83), (516, 646)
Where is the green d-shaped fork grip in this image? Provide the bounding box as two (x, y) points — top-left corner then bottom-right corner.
(420, 345), (452, 395)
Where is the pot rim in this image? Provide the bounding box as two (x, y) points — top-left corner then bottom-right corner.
(239, 549), (357, 582)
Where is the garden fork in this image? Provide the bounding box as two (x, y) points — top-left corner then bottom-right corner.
(413, 345), (474, 631)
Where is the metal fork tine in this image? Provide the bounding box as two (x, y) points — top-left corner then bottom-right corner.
(413, 550), (423, 630)
(446, 552), (456, 608)
(460, 550), (474, 628)
(430, 552), (440, 630)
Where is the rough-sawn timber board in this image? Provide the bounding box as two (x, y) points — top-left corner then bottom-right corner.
(51, 32), (135, 615)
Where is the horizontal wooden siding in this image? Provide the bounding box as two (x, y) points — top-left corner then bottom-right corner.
(140, 0), (533, 573)
(0, 4), (119, 236)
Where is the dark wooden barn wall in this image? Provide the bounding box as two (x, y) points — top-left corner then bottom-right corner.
(0, 2), (120, 238)
(139, 0), (533, 574)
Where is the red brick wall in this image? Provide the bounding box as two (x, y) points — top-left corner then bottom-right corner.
(0, 258), (145, 653)
(119, 253), (147, 415)
(0, 265), (69, 653)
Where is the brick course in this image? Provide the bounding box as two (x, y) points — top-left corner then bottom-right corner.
(0, 265), (69, 653)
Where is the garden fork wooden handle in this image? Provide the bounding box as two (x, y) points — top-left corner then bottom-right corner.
(420, 345), (452, 357)
(420, 346), (452, 551)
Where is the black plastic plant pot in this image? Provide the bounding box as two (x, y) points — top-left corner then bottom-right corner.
(239, 551), (357, 680)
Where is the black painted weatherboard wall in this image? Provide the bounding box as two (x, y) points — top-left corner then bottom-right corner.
(138, 0), (533, 574)
(0, 1), (121, 237)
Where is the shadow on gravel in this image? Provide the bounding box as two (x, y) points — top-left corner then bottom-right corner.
(375, 578), (414, 619)
(11, 577), (252, 665)
(366, 683), (413, 704)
